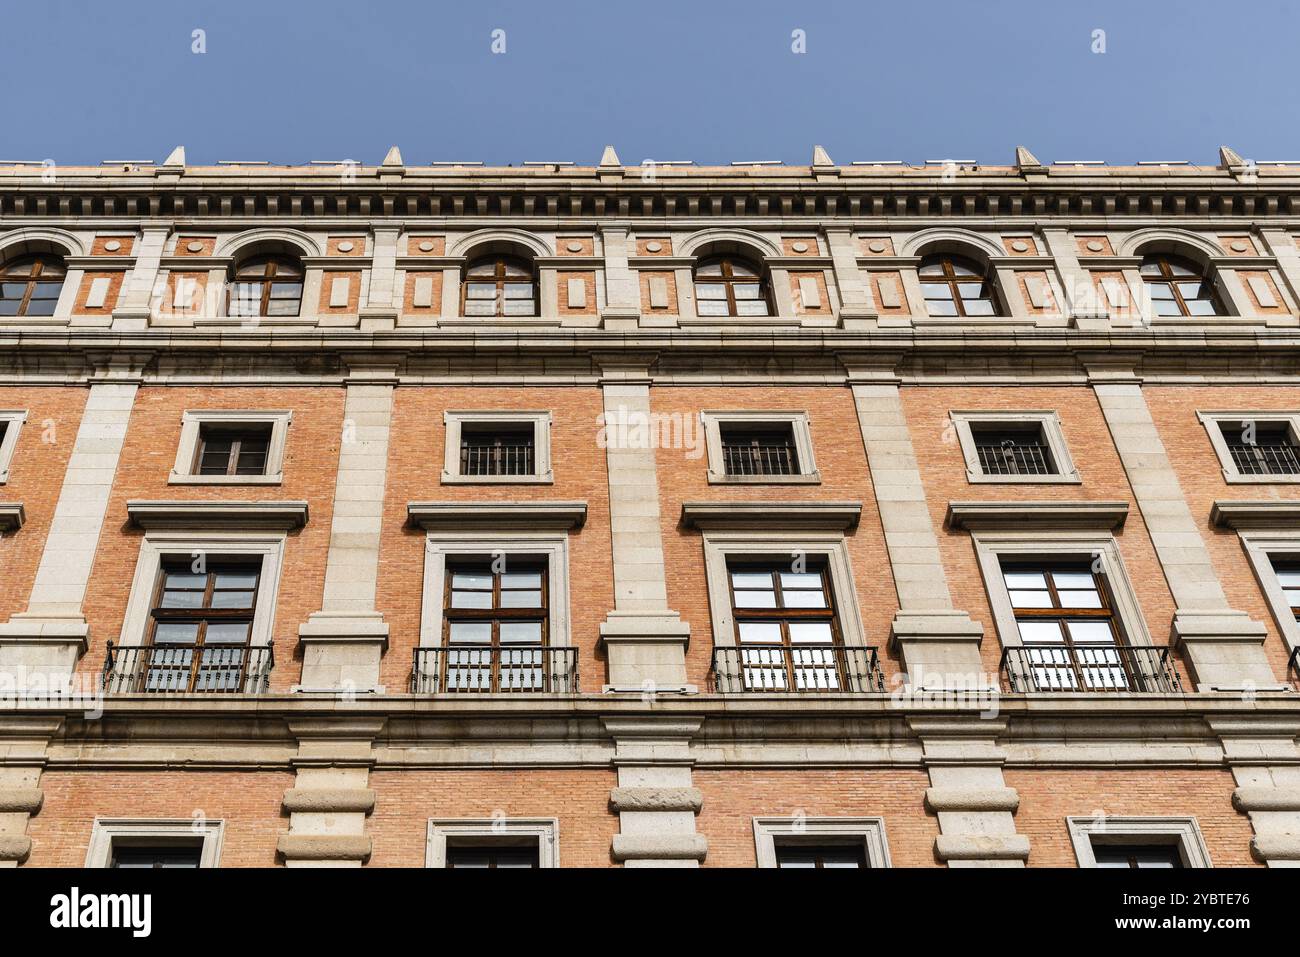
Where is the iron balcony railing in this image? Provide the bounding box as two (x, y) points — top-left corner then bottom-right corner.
(710, 644), (885, 693)
(1001, 643), (1183, 693)
(460, 441), (535, 477)
(1227, 442), (1300, 476)
(411, 646), (578, 694)
(975, 440), (1053, 476)
(103, 641), (274, 695)
(721, 442), (798, 476)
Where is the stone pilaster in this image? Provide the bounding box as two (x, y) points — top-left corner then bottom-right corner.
(844, 357), (985, 690)
(0, 717), (61, 867)
(911, 716), (1029, 868)
(596, 358), (691, 691)
(0, 360), (143, 693)
(277, 718), (382, 868)
(824, 227), (878, 327)
(1211, 717), (1300, 867)
(599, 225), (641, 328)
(296, 361), (396, 693)
(111, 225), (170, 329)
(1088, 362), (1278, 690)
(358, 226), (400, 331)
(1041, 227), (1108, 329)
(604, 717), (707, 867)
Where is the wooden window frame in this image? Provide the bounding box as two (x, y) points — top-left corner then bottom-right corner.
(226, 255), (303, 319)
(693, 255), (773, 318)
(918, 253), (1001, 318)
(460, 255), (538, 318)
(0, 254), (66, 318)
(441, 559), (550, 693)
(773, 841), (869, 868)
(193, 422), (274, 477)
(1139, 254), (1225, 318)
(727, 560), (842, 649)
(1067, 816), (1211, 868)
(950, 410), (1080, 485)
(426, 818), (559, 868)
(753, 816), (891, 868)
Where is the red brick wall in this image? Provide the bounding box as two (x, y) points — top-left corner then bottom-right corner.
(367, 769), (618, 866)
(1005, 769), (1258, 867)
(27, 770), (293, 867)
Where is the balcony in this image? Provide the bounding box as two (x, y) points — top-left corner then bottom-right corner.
(1001, 644), (1183, 693)
(721, 441), (798, 477)
(710, 644), (885, 693)
(410, 646), (578, 694)
(459, 439), (535, 477)
(103, 641), (274, 695)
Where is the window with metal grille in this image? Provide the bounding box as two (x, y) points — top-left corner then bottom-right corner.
(459, 425), (536, 477)
(227, 255), (303, 318)
(461, 255), (537, 317)
(443, 560), (548, 692)
(774, 842), (867, 868)
(194, 423), (273, 476)
(111, 843), (204, 868)
(918, 254), (999, 317)
(971, 424), (1057, 476)
(719, 425), (799, 476)
(1091, 842), (1183, 869)
(1139, 254), (1224, 317)
(728, 561), (843, 691)
(0, 254), (65, 317)
(445, 842), (540, 868)
(1220, 421), (1300, 475)
(147, 560), (262, 693)
(693, 256), (772, 317)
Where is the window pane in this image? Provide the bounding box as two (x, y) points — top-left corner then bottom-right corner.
(160, 590), (203, 609)
(464, 300), (496, 316)
(503, 283), (534, 299)
(210, 590), (255, 609)
(696, 300), (729, 316)
(204, 622), (251, 644)
(499, 590), (542, 608)
(465, 283), (497, 299)
(502, 299), (536, 316)
(1146, 282), (1174, 299)
(788, 622), (833, 644)
(782, 590), (827, 609)
(780, 573), (823, 589)
(731, 283), (763, 300)
(451, 590), (492, 609)
(501, 572), (542, 589)
(694, 283), (726, 299)
(452, 572), (492, 589)
(735, 300), (770, 316)
(23, 298), (57, 316)
(448, 621), (491, 643)
(32, 282), (63, 298)
(154, 622), (200, 644)
(1167, 261), (1196, 277)
(734, 590), (777, 608)
(949, 260), (978, 277)
(727, 261), (760, 278)
(1153, 299), (1182, 317)
(695, 262), (722, 276)
(0, 300), (19, 316)
(1008, 590), (1053, 608)
(925, 299), (958, 316)
(957, 283), (984, 298)
(1184, 298), (1217, 316)
(737, 621), (782, 643)
(962, 298), (995, 316)
(1050, 572), (1093, 589)
(920, 283), (951, 300)
(1017, 620), (1064, 643)
(1003, 572), (1046, 589)
(1066, 620), (1114, 644)
(1057, 589), (1102, 608)
(164, 571), (206, 588)
(500, 621), (542, 644)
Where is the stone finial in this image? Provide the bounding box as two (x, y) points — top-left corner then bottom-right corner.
(811, 144), (834, 168)
(599, 145), (621, 167)
(162, 145), (186, 167)
(1219, 145), (1246, 168)
(382, 145), (403, 167)
(1014, 145), (1042, 168)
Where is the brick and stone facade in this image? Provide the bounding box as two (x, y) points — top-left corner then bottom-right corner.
(2, 145), (1300, 867)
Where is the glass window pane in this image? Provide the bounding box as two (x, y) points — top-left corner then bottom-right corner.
(695, 262), (722, 277)
(164, 571), (207, 588)
(1050, 572), (1093, 589)
(1146, 282), (1174, 299)
(499, 621), (542, 644)
(1176, 282), (1203, 298)
(501, 572), (542, 589)
(32, 282), (63, 298)
(780, 573), (823, 589)
(788, 622), (833, 644)
(1003, 572), (1046, 589)
(696, 300), (729, 316)
(1184, 298), (1217, 316)
(957, 283), (983, 298)
(502, 299), (536, 316)
(265, 299), (300, 317)
(1065, 620), (1114, 644)
(694, 283), (726, 299)
(1283, 588), (1300, 605)
(450, 590), (492, 609)
(464, 300), (496, 316)
(452, 573), (493, 589)
(735, 299), (769, 316)
(23, 298), (56, 316)
(210, 590), (255, 609)
(727, 261), (759, 278)
(204, 622), (251, 644)
(160, 590), (203, 609)
(1139, 261), (1163, 276)
(731, 573), (773, 589)
(733, 590), (777, 608)
(1167, 261), (1196, 277)
(782, 590), (828, 609)
(0, 300), (19, 316)
(962, 298), (995, 316)
(1008, 590), (1053, 608)
(737, 622), (782, 643)
(215, 571), (258, 589)
(925, 299), (958, 316)
(448, 621), (492, 643)
(1057, 589), (1102, 608)
(949, 260), (978, 277)
(1153, 299), (1183, 316)
(503, 283), (534, 299)
(269, 282), (301, 299)
(921, 283), (951, 300)
(731, 283), (763, 299)
(499, 590), (542, 608)
(1017, 620), (1064, 643)
(154, 622), (200, 644)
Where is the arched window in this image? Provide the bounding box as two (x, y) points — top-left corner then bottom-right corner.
(462, 256), (537, 317)
(918, 254), (999, 317)
(0, 254), (65, 317)
(694, 256), (771, 317)
(1139, 254), (1223, 317)
(227, 255), (303, 318)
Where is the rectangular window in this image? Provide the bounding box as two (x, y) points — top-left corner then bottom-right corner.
(459, 425), (536, 477)
(142, 559), (264, 693)
(111, 843), (204, 869)
(728, 561), (845, 691)
(1220, 421), (1300, 476)
(971, 423), (1056, 476)
(437, 560), (550, 692)
(720, 425), (800, 476)
(1275, 561), (1300, 624)
(1091, 842), (1183, 869)
(445, 842), (541, 869)
(194, 423), (273, 477)
(774, 842), (868, 868)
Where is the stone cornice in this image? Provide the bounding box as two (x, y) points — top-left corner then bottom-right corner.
(406, 500), (587, 530)
(1211, 500), (1300, 529)
(946, 500), (1130, 531)
(680, 501), (861, 531)
(0, 503), (25, 533)
(126, 499), (309, 530)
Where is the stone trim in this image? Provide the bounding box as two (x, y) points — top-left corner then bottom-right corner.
(1238, 530), (1300, 656)
(86, 817), (225, 868)
(699, 410), (820, 485)
(949, 410), (1080, 485)
(1066, 815), (1212, 868)
(169, 409), (292, 485)
(609, 787), (703, 812)
(407, 501), (586, 531)
(425, 818), (558, 868)
(1233, 786), (1300, 812)
(125, 499), (308, 530)
(0, 410), (26, 483)
(0, 503), (24, 534)
(281, 787), (376, 813)
(947, 500), (1128, 531)
(1198, 410), (1300, 484)
(752, 816), (891, 868)
(1212, 501), (1300, 529)
(611, 833), (708, 862)
(276, 833), (372, 863)
(971, 530), (1155, 650)
(933, 834), (1030, 862)
(1251, 834), (1300, 861)
(681, 500), (860, 531)
(0, 788), (43, 813)
(440, 410), (553, 484)
(925, 787), (1020, 812)
(0, 836), (32, 863)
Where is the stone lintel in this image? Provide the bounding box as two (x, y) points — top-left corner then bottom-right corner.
(946, 500), (1128, 531)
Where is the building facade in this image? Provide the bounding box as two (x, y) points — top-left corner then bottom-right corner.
(0, 144), (1298, 868)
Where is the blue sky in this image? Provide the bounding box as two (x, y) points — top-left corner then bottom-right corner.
(6, 0), (1299, 167)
